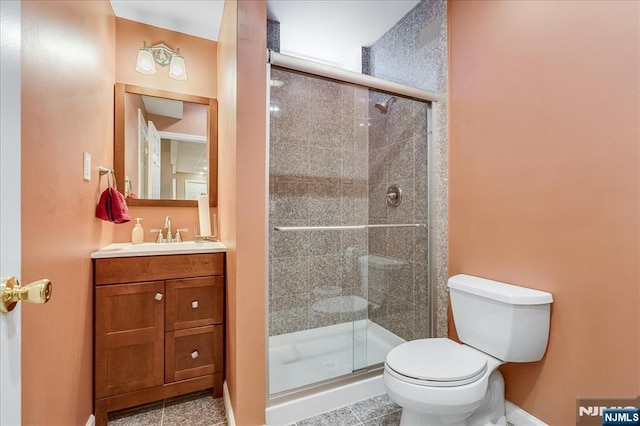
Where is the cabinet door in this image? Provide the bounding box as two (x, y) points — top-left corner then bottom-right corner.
(95, 281), (165, 398)
(165, 277), (224, 331)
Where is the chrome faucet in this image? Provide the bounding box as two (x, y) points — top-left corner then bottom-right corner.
(164, 216), (172, 243)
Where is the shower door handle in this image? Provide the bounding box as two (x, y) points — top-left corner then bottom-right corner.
(273, 223), (425, 232)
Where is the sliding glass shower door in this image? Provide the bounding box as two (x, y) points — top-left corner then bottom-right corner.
(268, 66), (430, 396)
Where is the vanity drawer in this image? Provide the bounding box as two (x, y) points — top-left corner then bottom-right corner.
(165, 325), (223, 383)
(165, 276), (224, 331)
(95, 253), (224, 285)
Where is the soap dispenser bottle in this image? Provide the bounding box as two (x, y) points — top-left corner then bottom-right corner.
(131, 218), (144, 244)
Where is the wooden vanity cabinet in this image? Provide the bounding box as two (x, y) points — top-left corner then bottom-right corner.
(93, 253), (225, 426)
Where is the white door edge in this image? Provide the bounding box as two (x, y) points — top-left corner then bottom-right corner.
(0, 0), (23, 424)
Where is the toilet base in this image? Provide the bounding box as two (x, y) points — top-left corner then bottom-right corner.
(466, 371), (507, 426)
(397, 370), (507, 426)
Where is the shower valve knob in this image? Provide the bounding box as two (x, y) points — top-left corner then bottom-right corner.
(386, 184), (403, 207)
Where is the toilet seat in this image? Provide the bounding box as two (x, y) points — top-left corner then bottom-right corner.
(385, 338), (489, 387)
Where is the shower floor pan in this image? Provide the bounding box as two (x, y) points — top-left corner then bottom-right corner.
(269, 319), (405, 395)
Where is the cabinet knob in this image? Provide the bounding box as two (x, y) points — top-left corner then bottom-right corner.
(191, 350), (199, 359)
(191, 300), (199, 309)
(154, 293), (163, 301)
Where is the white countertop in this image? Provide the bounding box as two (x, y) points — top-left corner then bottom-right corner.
(91, 241), (226, 259)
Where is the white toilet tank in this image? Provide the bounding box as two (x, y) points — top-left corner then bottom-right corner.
(448, 274), (553, 362)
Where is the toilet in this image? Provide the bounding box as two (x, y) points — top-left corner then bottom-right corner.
(384, 274), (553, 426)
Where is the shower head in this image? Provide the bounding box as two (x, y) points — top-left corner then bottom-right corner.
(374, 96), (397, 113)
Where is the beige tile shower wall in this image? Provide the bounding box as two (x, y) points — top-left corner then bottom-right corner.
(367, 0), (448, 337)
(366, 93), (430, 341)
(269, 68), (369, 336)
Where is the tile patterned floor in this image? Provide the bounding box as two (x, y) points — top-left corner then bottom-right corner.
(109, 390), (516, 426)
(108, 392), (401, 426)
(289, 394), (517, 426)
(108, 391), (227, 426)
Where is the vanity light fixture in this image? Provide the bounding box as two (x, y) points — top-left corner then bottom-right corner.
(135, 40), (187, 81)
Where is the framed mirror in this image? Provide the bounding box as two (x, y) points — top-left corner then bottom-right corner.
(114, 83), (217, 207)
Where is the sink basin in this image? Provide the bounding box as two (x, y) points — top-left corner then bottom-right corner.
(91, 241), (226, 258)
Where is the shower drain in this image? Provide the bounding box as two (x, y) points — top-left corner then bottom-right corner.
(324, 361), (337, 369)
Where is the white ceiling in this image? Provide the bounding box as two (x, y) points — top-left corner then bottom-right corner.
(142, 96), (184, 119)
(110, 0), (419, 73)
(173, 140), (207, 174)
(110, 1), (224, 41)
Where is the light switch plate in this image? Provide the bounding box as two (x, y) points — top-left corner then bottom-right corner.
(83, 152), (91, 181)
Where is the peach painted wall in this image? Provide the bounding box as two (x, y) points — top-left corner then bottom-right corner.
(448, 1), (639, 424)
(116, 17), (217, 98)
(113, 17), (218, 243)
(217, 1), (267, 424)
(234, 1), (267, 423)
(217, 0), (239, 417)
(111, 207), (218, 243)
(21, 1), (116, 424)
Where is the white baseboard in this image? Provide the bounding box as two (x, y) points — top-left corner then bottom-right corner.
(505, 401), (548, 426)
(223, 381), (236, 426)
(85, 414), (95, 426)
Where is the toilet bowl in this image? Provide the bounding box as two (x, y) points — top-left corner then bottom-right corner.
(384, 339), (506, 426)
(383, 274), (553, 426)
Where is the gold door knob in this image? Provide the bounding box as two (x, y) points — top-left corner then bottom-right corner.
(1, 276), (52, 313)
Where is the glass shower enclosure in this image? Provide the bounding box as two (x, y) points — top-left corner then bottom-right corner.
(267, 58), (432, 396)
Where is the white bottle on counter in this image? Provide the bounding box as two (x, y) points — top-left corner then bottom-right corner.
(131, 218), (144, 244)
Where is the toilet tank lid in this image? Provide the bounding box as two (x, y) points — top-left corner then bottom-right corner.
(448, 274), (553, 305)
